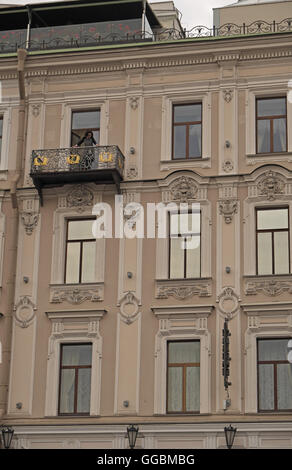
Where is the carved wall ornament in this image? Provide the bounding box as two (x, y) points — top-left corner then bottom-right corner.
(257, 171), (285, 200)
(13, 296), (36, 328)
(127, 166), (138, 179)
(169, 176), (198, 203)
(32, 104), (41, 117)
(119, 291), (140, 325)
(21, 211), (39, 235)
(217, 287), (240, 319)
(50, 286), (102, 304)
(156, 283), (211, 300)
(222, 160), (234, 172)
(123, 204), (141, 229)
(129, 96), (139, 110)
(245, 278), (292, 296)
(66, 185), (94, 211)
(219, 199), (238, 224)
(223, 89), (233, 103)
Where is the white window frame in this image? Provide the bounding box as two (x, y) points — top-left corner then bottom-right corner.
(45, 309), (106, 417)
(152, 305), (212, 415)
(0, 107), (11, 173)
(160, 92), (211, 170)
(246, 88), (292, 160)
(60, 100), (109, 149)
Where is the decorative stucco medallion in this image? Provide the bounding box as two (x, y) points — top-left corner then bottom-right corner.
(257, 171), (285, 200)
(13, 296), (36, 328)
(119, 291), (140, 325)
(169, 176), (198, 203)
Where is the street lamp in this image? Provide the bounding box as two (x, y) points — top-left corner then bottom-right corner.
(0, 425), (14, 449)
(224, 424), (237, 449)
(127, 425), (139, 449)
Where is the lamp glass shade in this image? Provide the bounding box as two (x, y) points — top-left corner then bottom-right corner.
(1, 426), (14, 449)
(224, 425), (237, 449)
(127, 425), (139, 449)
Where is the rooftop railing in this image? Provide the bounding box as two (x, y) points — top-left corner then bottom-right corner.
(1, 18), (292, 53)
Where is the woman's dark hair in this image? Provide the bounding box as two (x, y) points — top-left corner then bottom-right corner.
(85, 130), (93, 137)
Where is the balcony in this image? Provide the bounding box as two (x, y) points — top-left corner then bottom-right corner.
(30, 145), (125, 204)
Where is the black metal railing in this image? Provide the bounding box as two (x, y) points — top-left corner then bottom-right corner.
(31, 145), (124, 178)
(1, 18), (292, 53)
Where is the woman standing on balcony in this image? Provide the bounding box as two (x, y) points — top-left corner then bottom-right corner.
(74, 130), (98, 147)
(73, 130), (98, 170)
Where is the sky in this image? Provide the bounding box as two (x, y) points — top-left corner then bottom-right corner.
(0, 0), (236, 28)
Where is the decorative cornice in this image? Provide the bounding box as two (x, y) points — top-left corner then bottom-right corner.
(156, 278), (212, 299)
(151, 304), (214, 318)
(245, 275), (292, 296)
(49, 283), (103, 304)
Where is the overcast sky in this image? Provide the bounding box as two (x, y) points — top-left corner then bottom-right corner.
(0, 0), (236, 28)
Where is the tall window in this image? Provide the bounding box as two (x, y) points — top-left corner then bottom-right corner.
(59, 343), (92, 415)
(0, 116), (3, 161)
(256, 97), (287, 153)
(167, 341), (200, 413)
(256, 208), (290, 275)
(65, 219), (95, 284)
(257, 338), (292, 412)
(71, 110), (100, 146)
(172, 104), (202, 159)
(169, 211), (201, 279)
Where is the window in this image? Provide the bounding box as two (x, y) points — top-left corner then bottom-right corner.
(256, 208), (290, 275)
(169, 211), (201, 279)
(172, 104), (202, 159)
(257, 338), (292, 412)
(0, 116), (2, 161)
(256, 97), (287, 153)
(65, 219), (95, 284)
(167, 341), (200, 413)
(71, 110), (100, 146)
(58, 343), (92, 415)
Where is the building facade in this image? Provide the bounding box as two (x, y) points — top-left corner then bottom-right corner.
(0, 0), (292, 449)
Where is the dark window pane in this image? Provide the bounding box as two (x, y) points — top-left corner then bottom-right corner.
(65, 242), (80, 284)
(72, 110), (100, 130)
(258, 339), (289, 361)
(0, 117), (3, 135)
(273, 118), (287, 152)
(186, 366), (200, 412)
(257, 120), (270, 153)
(77, 368), (91, 413)
(59, 369), (75, 414)
(257, 232), (272, 275)
(189, 124), (201, 157)
(274, 231), (289, 274)
(257, 209), (288, 230)
(277, 363), (292, 410)
(257, 98), (286, 117)
(68, 220), (94, 240)
(258, 364), (274, 410)
(174, 126), (186, 158)
(174, 104), (201, 123)
(62, 344), (92, 366)
(167, 367), (182, 412)
(168, 341), (200, 363)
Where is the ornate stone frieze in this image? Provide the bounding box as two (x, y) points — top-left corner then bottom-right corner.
(245, 276), (292, 296)
(257, 171), (285, 200)
(169, 176), (198, 203)
(219, 199), (238, 224)
(13, 296), (36, 328)
(119, 291), (140, 325)
(50, 284), (103, 304)
(223, 89), (233, 103)
(66, 184), (94, 211)
(217, 287), (240, 319)
(156, 279), (211, 300)
(20, 211), (39, 235)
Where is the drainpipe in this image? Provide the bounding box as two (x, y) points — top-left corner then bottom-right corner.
(10, 48), (27, 209)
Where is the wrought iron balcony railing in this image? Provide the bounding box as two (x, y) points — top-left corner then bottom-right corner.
(1, 18), (292, 53)
(30, 145), (125, 204)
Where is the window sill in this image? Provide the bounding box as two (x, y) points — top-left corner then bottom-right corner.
(160, 157), (211, 171)
(246, 152), (292, 165)
(49, 282), (104, 304)
(155, 277), (212, 300)
(244, 274), (292, 296)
